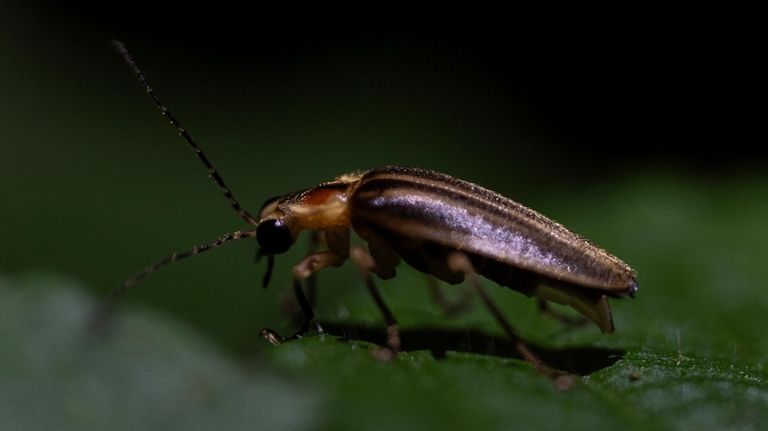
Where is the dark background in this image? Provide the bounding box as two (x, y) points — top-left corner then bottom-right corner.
(8, 4), (763, 166)
(1, 3), (763, 354)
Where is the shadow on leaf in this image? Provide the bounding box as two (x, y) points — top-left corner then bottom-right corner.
(318, 321), (624, 376)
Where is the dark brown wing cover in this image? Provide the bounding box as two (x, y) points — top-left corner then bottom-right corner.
(349, 166), (637, 295)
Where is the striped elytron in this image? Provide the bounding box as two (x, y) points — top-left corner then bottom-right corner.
(110, 41), (638, 374)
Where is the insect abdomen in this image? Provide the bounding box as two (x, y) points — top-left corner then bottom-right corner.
(348, 166), (637, 295)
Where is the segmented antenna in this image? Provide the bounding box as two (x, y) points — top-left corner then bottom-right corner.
(100, 230), (258, 315)
(116, 229), (257, 298)
(111, 40), (259, 225)
(90, 42), (268, 329)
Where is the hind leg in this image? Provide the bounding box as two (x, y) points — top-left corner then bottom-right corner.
(427, 277), (474, 316)
(447, 252), (575, 390)
(537, 299), (590, 329)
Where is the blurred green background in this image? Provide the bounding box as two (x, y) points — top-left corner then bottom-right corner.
(2, 4), (766, 430)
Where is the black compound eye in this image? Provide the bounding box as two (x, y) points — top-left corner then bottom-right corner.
(256, 219), (293, 254)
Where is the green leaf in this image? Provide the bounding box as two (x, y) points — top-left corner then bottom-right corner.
(0, 274), (319, 431)
(2, 172), (768, 431)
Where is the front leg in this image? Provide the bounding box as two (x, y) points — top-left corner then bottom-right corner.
(288, 250), (347, 337)
(262, 229), (349, 345)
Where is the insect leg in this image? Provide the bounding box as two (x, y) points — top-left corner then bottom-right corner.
(352, 225), (400, 279)
(350, 246), (402, 358)
(258, 232), (320, 317)
(305, 231), (322, 307)
(261, 229), (349, 344)
(536, 299), (589, 329)
(447, 253), (574, 389)
(426, 277), (474, 316)
(531, 283), (614, 333)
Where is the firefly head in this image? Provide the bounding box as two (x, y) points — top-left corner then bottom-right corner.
(256, 196), (295, 255)
(255, 175), (361, 256)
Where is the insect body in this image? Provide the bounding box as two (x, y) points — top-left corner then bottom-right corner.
(259, 165), (638, 335)
(110, 41), (638, 380)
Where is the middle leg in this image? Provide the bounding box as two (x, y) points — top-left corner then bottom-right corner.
(349, 246), (402, 358)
